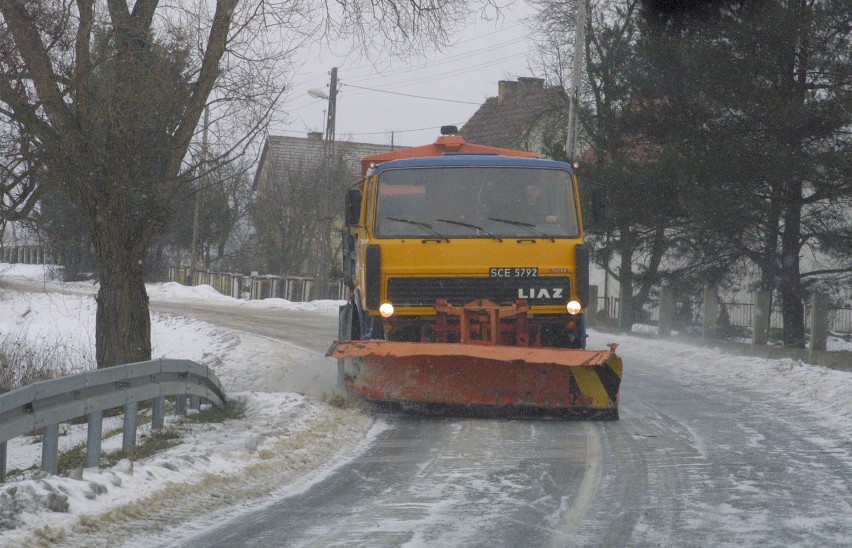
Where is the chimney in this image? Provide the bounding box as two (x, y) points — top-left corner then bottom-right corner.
(517, 77), (545, 99)
(497, 80), (518, 105)
(307, 131), (323, 140)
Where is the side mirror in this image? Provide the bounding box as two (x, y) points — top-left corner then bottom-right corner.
(345, 188), (362, 226)
(590, 187), (607, 227)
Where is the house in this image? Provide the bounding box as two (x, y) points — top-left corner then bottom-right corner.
(251, 133), (401, 296)
(460, 77), (568, 157)
(252, 133), (400, 193)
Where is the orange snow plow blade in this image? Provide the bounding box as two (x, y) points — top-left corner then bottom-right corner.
(328, 340), (622, 419)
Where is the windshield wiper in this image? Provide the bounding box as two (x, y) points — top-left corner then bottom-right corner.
(436, 219), (503, 242)
(386, 216), (449, 242)
(488, 217), (555, 242)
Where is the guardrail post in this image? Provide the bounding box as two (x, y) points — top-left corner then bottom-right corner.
(658, 286), (675, 337)
(175, 394), (187, 416)
(1, 441), (7, 481)
(752, 290), (772, 346)
(152, 396), (165, 429)
(86, 411), (103, 468)
(122, 401), (138, 453)
(42, 423), (59, 475)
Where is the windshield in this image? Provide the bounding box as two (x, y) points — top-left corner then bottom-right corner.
(373, 166), (580, 239)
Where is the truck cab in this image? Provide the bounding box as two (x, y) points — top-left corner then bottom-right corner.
(341, 134), (591, 350)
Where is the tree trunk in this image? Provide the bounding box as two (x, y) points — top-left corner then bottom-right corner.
(93, 237), (152, 369)
(617, 228), (634, 333)
(633, 225), (667, 314)
(779, 176), (806, 348)
(758, 183), (784, 292)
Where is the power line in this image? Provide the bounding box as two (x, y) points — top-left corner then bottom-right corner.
(347, 50), (529, 90)
(287, 52), (506, 113)
(280, 20), (531, 142)
(344, 36), (530, 86)
(273, 122), (466, 138)
(287, 21), (532, 113)
(334, 23), (526, 83)
(290, 23), (530, 100)
(346, 123), (467, 136)
(341, 84), (483, 105)
(340, 51), (530, 98)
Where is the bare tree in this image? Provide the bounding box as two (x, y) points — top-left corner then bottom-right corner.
(531, 0), (672, 330)
(251, 157), (322, 276)
(200, 165), (255, 271)
(149, 154), (255, 278)
(250, 140), (358, 296)
(0, 0), (475, 368)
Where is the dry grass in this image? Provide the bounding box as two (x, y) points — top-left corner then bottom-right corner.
(98, 429), (182, 468)
(0, 330), (93, 392)
(180, 397), (246, 423)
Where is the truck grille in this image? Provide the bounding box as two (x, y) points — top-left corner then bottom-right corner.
(387, 277), (570, 307)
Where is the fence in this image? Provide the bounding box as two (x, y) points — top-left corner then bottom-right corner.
(0, 250), (345, 302)
(596, 295), (852, 334)
(0, 358), (226, 482)
(1, 245), (53, 265)
(589, 287), (851, 371)
(719, 302), (852, 334)
(168, 267), (347, 302)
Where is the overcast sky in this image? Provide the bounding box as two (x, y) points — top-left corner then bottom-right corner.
(273, 2), (541, 148)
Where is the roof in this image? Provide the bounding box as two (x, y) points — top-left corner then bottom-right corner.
(252, 135), (402, 190)
(460, 77), (566, 153)
(373, 154), (572, 173)
(362, 134), (537, 175)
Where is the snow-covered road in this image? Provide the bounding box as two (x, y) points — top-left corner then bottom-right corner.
(580, 337), (852, 545)
(146, 331), (852, 547)
(1, 263), (850, 546)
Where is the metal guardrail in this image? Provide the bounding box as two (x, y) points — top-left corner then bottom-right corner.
(0, 358), (226, 482)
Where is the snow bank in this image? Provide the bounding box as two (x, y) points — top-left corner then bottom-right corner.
(0, 264), (366, 546)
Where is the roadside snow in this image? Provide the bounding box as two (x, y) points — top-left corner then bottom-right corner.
(592, 332), (852, 437)
(0, 263), (374, 546)
(1, 262), (850, 545)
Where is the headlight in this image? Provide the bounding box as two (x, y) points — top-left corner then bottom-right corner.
(379, 302), (395, 318)
(566, 300), (582, 315)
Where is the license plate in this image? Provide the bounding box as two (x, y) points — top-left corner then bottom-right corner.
(489, 267), (538, 278)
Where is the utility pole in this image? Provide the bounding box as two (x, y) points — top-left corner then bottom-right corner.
(317, 67), (338, 298)
(325, 67), (338, 143)
(565, 0), (587, 162)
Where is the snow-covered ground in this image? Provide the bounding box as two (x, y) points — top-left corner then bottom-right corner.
(0, 263), (381, 546)
(1, 262), (850, 546)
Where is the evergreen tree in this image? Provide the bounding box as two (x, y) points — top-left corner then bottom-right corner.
(532, 0), (851, 343)
(649, 0), (852, 346)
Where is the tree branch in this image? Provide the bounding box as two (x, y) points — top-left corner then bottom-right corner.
(0, 0), (81, 149)
(802, 267), (852, 279)
(166, 0), (238, 179)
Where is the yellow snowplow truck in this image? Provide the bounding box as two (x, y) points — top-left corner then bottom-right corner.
(328, 127), (622, 419)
